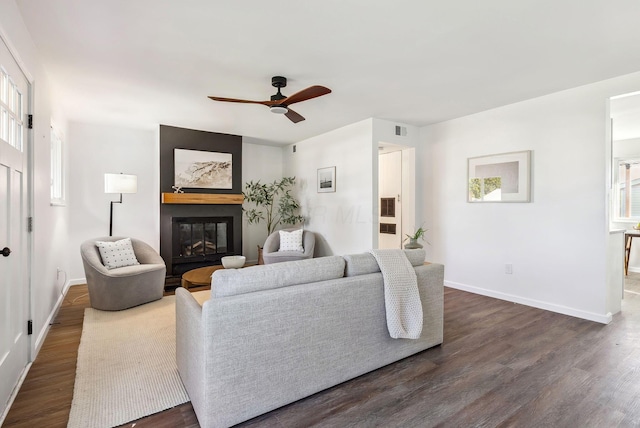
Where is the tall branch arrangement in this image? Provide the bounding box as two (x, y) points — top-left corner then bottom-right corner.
(242, 177), (305, 236)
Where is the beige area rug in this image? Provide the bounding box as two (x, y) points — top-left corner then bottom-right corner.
(67, 290), (210, 428)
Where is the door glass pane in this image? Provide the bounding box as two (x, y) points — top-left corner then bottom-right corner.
(16, 123), (22, 152)
(0, 108), (5, 142)
(9, 116), (15, 148)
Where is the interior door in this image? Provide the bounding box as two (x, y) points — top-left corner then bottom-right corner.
(0, 35), (30, 416)
(378, 151), (402, 249)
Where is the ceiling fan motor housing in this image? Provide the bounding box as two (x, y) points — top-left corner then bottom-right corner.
(271, 76), (287, 88)
(270, 76), (287, 104)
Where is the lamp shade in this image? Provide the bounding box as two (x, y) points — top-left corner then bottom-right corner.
(104, 173), (137, 194)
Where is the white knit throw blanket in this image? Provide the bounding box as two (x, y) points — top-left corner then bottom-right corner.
(370, 249), (423, 339)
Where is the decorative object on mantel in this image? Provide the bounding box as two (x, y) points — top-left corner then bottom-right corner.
(171, 185), (184, 193)
(467, 150), (531, 203)
(404, 226), (429, 250)
(104, 173), (137, 236)
(243, 177), (305, 264)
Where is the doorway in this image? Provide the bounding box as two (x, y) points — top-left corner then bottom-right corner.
(0, 33), (31, 418)
(377, 143), (415, 249)
(610, 91), (640, 301)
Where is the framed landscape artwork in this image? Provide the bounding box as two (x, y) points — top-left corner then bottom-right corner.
(467, 150), (531, 202)
(317, 166), (336, 193)
(174, 148), (232, 189)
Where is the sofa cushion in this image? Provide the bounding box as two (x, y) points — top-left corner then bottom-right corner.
(343, 249), (426, 277)
(212, 256), (345, 298)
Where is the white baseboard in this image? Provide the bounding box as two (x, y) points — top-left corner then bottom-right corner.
(445, 280), (613, 325)
(68, 277), (86, 286)
(32, 277), (79, 358)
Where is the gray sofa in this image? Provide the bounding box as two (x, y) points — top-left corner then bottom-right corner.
(175, 249), (444, 428)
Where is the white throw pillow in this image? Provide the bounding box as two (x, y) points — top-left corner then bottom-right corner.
(278, 229), (304, 252)
(95, 238), (140, 270)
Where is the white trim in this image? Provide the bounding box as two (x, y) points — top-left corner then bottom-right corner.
(445, 280), (613, 325)
(69, 278), (87, 287)
(627, 266), (640, 274)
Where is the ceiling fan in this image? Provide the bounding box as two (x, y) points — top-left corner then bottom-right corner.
(208, 76), (331, 123)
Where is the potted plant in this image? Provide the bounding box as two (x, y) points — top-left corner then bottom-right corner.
(404, 226), (428, 249)
(243, 177), (305, 263)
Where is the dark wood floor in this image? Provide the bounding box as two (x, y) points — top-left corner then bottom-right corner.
(5, 281), (640, 427)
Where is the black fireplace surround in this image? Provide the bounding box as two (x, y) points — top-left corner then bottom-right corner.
(159, 125), (243, 277)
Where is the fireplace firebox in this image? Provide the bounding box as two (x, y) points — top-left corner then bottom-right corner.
(171, 216), (233, 274)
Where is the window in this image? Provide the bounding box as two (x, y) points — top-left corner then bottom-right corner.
(0, 66), (23, 151)
(50, 125), (65, 205)
(615, 159), (640, 220)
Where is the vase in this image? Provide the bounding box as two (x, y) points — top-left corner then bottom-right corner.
(404, 238), (423, 250)
(257, 245), (264, 265)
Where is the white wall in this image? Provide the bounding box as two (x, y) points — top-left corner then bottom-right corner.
(66, 121), (159, 281)
(422, 71), (640, 323)
(284, 119), (375, 256)
(241, 140), (283, 263)
(0, 0), (70, 355)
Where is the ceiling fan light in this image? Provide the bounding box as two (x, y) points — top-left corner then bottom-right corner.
(270, 106), (288, 114)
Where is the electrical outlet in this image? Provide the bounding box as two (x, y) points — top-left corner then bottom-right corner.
(505, 264), (513, 274)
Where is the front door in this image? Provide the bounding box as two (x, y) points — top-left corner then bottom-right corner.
(0, 34), (30, 416)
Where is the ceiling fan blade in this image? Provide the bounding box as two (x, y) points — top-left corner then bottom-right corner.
(282, 85), (331, 106)
(285, 108), (305, 123)
(208, 96), (273, 106)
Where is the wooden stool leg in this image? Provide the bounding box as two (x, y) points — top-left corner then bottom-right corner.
(625, 235), (632, 276)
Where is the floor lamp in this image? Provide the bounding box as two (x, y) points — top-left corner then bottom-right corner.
(104, 173), (137, 236)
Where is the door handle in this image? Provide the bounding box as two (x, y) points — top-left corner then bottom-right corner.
(1, 247), (10, 257)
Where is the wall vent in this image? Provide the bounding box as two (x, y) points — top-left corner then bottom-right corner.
(394, 125), (407, 136)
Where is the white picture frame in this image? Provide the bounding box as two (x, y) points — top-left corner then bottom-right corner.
(317, 166), (336, 193)
(467, 150), (531, 202)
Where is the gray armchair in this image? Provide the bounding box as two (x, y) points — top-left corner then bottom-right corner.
(80, 236), (166, 311)
(262, 228), (315, 264)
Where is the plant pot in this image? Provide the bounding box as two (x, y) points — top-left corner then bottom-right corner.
(257, 245), (264, 265)
(404, 238), (423, 250)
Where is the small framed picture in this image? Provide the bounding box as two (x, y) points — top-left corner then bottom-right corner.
(317, 166), (336, 193)
(467, 150), (531, 202)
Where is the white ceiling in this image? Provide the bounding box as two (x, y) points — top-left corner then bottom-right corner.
(14, 0), (640, 145)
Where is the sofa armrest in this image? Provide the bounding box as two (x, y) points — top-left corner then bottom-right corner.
(175, 287), (205, 416)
